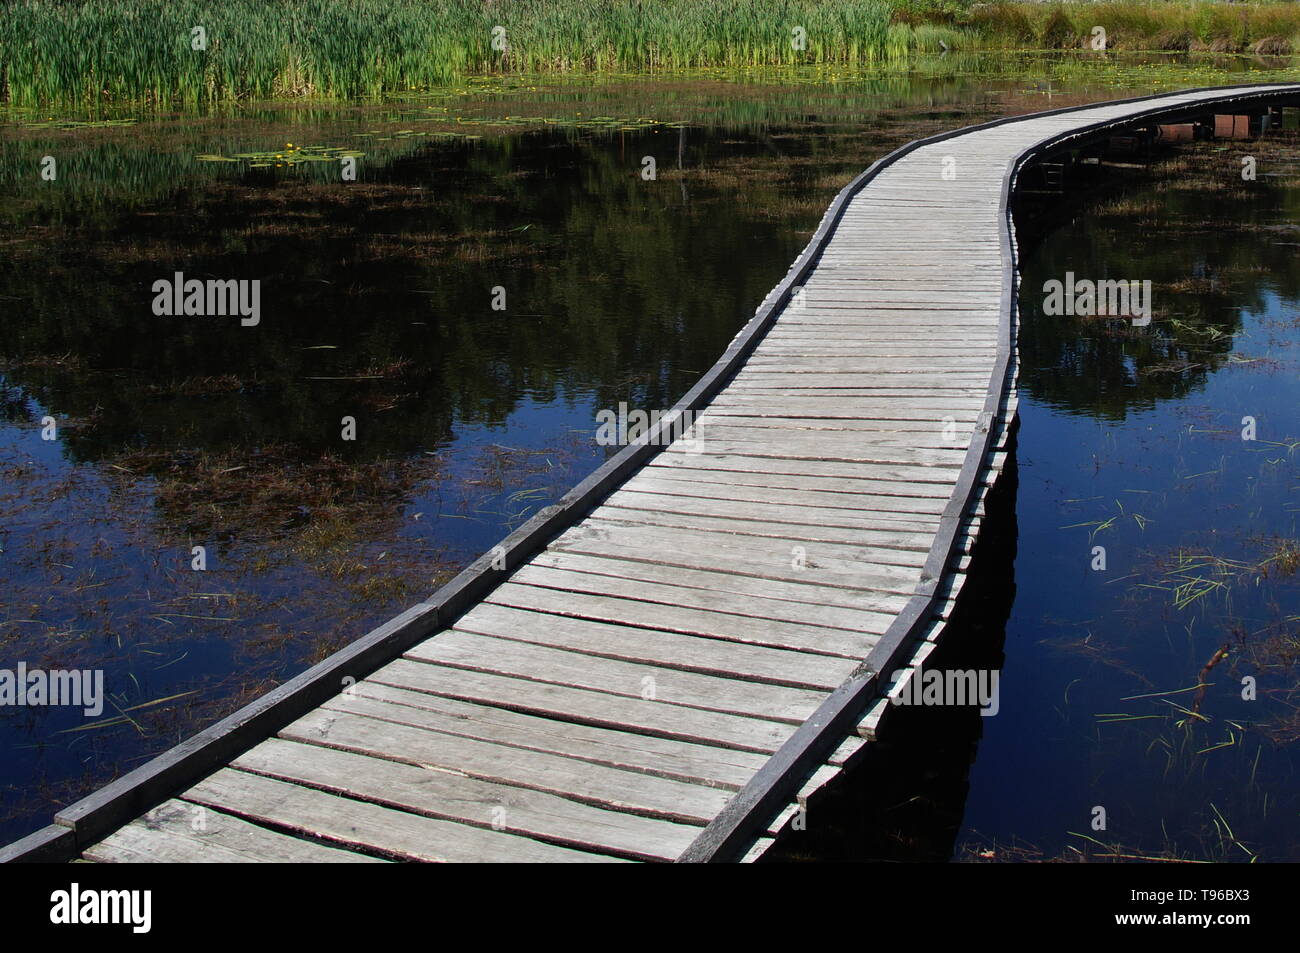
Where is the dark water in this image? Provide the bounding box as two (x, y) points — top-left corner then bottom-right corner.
(958, 135), (1300, 862)
(2, 64), (1299, 857)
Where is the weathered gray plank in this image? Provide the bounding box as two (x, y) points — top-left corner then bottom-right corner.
(485, 580), (885, 652)
(85, 798), (385, 864)
(406, 630), (827, 723)
(185, 768), (621, 862)
(560, 517), (930, 568)
(368, 658), (797, 753)
(642, 462), (954, 498)
(527, 551), (915, 616)
(233, 738), (701, 861)
(660, 435), (968, 465)
(649, 450), (963, 485)
(281, 707), (732, 824)
(619, 474), (952, 514)
(324, 682), (767, 789)
(551, 519), (924, 585)
(600, 490), (943, 534)
(590, 505), (945, 552)
(452, 592), (861, 684)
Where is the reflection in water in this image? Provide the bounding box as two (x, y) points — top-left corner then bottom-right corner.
(1015, 143), (1300, 421)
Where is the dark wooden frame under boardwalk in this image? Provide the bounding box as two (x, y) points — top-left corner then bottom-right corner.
(4, 82), (1298, 864)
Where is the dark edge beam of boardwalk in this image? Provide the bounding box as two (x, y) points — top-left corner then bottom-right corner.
(3, 82), (1298, 864)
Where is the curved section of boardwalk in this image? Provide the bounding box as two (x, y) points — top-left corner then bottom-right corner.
(8, 83), (1300, 864)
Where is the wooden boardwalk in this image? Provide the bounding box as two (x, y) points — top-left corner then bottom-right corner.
(6, 83), (1299, 864)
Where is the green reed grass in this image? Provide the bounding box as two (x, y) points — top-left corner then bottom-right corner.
(6, 1), (1300, 107)
(961, 1), (1300, 54)
(0, 0), (902, 106)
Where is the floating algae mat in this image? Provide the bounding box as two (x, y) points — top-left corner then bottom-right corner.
(195, 144), (366, 168)
(443, 115), (677, 131)
(191, 117), (683, 170)
(22, 118), (139, 129)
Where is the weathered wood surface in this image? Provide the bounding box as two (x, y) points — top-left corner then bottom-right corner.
(45, 84), (1298, 864)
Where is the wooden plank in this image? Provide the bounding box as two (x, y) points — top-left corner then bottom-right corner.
(562, 516), (931, 567)
(368, 658), (797, 753)
(725, 375), (992, 389)
(765, 802), (802, 837)
(588, 507), (974, 555)
(743, 357), (995, 370)
(601, 490), (943, 534)
(84, 799), (385, 864)
(619, 474), (952, 513)
(233, 738), (700, 861)
(485, 577), (895, 647)
(642, 462), (955, 498)
(591, 505), (944, 551)
(481, 564), (887, 643)
(0, 825), (76, 863)
(719, 384), (988, 397)
(693, 416), (978, 437)
(708, 393), (990, 410)
(532, 538), (920, 599)
(675, 431), (977, 461)
(549, 519), (921, 585)
(452, 592), (861, 685)
(281, 707), (732, 824)
(698, 405), (982, 422)
(649, 450), (963, 485)
(324, 682), (767, 789)
(185, 768), (621, 863)
(406, 631), (828, 723)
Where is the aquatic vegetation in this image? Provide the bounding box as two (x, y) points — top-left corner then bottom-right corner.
(196, 143), (366, 169)
(1, 0), (900, 106)
(957, 0), (1300, 54)
(22, 118), (137, 129)
(959, 833), (1222, 862)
